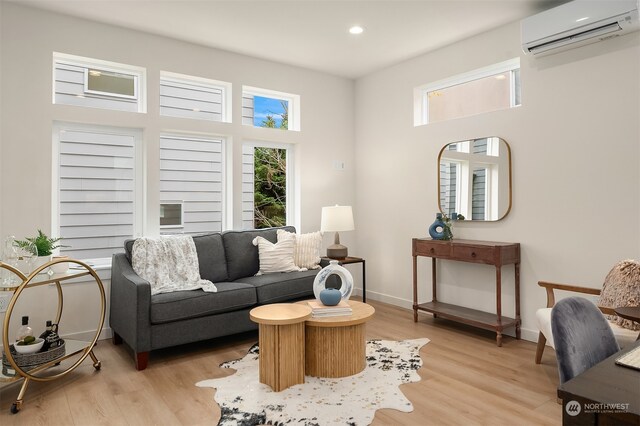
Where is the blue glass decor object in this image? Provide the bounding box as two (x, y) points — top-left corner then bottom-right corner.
(429, 213), (446, 240)
(319, 288), (342, 306)
(313, 260), (354, 301)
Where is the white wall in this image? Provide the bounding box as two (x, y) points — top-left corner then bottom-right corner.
(3, 2), (638, 347)
(355, 22), (640, 342)
(0, 4), (355, 339)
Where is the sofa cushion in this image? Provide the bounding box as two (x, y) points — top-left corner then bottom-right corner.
(235, 269), (318, 304)
(192, 233), (229, 282)
(150, 281), (257, 324)
(223, 226), (295, 281)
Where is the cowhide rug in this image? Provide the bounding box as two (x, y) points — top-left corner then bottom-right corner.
(197, 338), (429, 425)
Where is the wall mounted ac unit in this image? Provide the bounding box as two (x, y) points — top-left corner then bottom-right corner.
(521, 0), (640, 56)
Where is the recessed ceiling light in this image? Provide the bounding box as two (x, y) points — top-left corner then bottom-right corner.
(576, 17), (589, 22)
(349, 26), (364, 35)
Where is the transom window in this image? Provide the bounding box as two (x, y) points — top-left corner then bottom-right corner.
(160, 71), (232, 122)
(242, 86), (300, 131)
(53, 52), (146, 113)
(414, 58), (520, 125)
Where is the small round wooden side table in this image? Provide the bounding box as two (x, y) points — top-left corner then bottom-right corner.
(296, 300), (375, 378)
(614, 307), (640, 341)
(249, 303), (312, 391)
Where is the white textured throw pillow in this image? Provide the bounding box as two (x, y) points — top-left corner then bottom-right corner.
(252, 236), (302, 274)
(277, 229), (323, 270)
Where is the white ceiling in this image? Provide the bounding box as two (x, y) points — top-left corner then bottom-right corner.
(11, 0), (563, 78)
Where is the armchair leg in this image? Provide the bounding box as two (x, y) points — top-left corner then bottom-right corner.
(535, 332), (547, 364)
(112, 332), (123, 345)
(136, 352), (149, 371)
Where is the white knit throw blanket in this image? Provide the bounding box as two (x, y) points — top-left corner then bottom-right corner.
(132, 235), (217, 296)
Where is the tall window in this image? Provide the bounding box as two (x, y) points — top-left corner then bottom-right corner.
(53, 123), (141, 260)
(242, 143), (294, 229)
(242, 86), (300, 131)
(159, 134), (225, 235)
(53, 53), (146, 113)
(414, 58), (520, 125)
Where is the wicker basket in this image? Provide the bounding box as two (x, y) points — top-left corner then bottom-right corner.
(2, 340), (66, 375)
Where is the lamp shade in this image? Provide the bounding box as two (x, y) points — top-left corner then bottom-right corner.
(321, 205), (354, 232)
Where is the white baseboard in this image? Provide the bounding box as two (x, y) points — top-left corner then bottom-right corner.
(62, 327), (112, 342)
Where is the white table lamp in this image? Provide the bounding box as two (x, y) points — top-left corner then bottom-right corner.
(321, 205), (354, 259)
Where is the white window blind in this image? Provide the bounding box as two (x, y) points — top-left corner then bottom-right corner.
(160, 134), (224, 235)
(57, 125), (138, 259)
(160, 73), (230, 122)
(53, 53), (144, 113)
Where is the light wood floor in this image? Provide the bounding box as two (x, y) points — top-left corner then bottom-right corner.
(0, 300), (562, 425)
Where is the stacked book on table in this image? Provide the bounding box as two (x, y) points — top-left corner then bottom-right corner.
(307, 300), (352, 318)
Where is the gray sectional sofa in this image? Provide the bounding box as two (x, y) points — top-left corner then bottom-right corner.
(110, 226), (325, 370)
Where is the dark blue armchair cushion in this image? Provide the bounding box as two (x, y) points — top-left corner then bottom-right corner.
(551, 297), (620, 384)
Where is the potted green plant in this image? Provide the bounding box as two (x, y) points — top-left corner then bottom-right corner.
(15, 230), (67, 271)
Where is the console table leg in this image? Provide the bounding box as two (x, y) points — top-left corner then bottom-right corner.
(496, 332), (503, 347)
(412, 255), (418, 322)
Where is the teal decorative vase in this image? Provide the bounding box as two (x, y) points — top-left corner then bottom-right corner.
(429, 213), (446, 240)
(319, 288), (342, 306)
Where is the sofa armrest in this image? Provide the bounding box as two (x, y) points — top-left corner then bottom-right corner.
(110, 253), (152, 352)
(537, 281), (613, 315)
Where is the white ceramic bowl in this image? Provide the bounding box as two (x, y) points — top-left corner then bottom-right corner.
(14, 338), (44, 354)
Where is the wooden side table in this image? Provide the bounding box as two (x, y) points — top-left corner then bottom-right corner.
(296, 300), (375, 378)
(321, 256), (366, 302)
(614, 306), (640, 340)
(249, 304), (311, 392)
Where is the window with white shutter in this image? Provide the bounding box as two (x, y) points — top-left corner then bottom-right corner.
(53, 53), (145, 113)
(54, 123), (141, 260)
(160, 72), (232, 122)
(160, 134), (225, 235)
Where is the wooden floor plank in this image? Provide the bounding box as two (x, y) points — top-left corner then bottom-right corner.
(0, 299), (562, 425)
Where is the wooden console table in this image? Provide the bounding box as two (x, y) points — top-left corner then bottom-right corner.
(412, 238), (521, 346)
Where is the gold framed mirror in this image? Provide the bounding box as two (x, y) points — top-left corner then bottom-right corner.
(438, 137), (512, 221)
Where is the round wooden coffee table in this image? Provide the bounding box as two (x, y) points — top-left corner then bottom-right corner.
(296, 300), (375, 378)
(250, 303), (312, 391)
